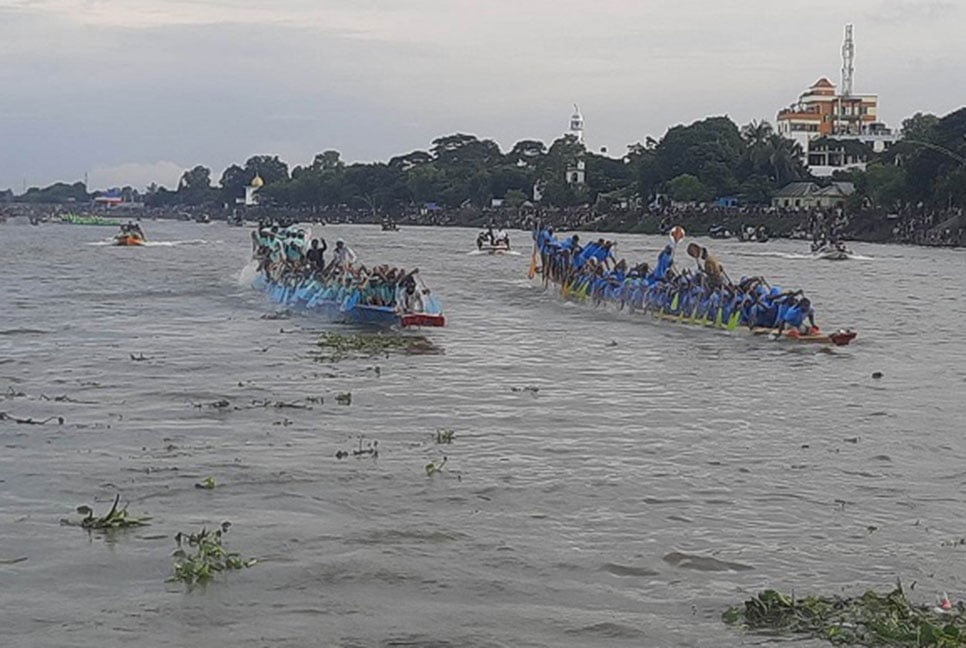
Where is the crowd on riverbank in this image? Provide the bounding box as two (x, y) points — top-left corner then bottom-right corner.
(3, 201), (963, 248)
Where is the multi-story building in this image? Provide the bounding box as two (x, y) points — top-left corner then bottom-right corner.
(775, 26), (899, 176)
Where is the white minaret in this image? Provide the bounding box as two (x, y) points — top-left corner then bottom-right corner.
(569, 103), (584, 143)
(566, 103), (586, 185)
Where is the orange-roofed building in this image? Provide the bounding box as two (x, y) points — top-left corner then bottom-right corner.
(777, 77), (897, 176)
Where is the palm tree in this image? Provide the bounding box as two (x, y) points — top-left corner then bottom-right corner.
(766, 134), (806, 186)
(741, 121), (776, 176)
(740, 120), (773, 148)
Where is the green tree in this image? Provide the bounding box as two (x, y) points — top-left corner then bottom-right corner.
(244, 155), (289, 185)
(901, 112), (940, 141)
(311, 150), (344, 172)
(177, 165), (213, 205)
(219, 164), (249, 204)
(666, 173), (709, 202)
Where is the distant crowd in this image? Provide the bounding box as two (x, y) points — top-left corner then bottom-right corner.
(2, 201), (963, 248)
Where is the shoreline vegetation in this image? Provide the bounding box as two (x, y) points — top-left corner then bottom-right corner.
(4, 201), (963, 248)
(3, 109), (964, 248)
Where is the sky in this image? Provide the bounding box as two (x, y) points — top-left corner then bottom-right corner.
(1, 0), (963, 191)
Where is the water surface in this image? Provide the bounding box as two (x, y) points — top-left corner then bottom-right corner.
(2, 220), (965, 647)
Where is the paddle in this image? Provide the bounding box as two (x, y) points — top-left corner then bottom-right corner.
(527, 238), (538, 279)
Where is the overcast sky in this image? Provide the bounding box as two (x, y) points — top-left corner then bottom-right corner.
(1, 0), (963, 191)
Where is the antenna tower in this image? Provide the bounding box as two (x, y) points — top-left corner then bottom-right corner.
(841, 24), (855, 97)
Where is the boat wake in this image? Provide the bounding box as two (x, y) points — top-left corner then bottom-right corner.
(142, 239), (211, 247)
(466, 249), (521, 256)
(733, 250), (874, 261)
(237, 260), (258, 286)
(86, 239), (212, 247)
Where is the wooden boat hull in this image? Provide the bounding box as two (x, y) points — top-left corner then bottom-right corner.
(652, 313), (856, 345)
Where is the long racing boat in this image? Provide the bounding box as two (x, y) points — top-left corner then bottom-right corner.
(252, 270), (445, 328)
(530, 228), (857, 347)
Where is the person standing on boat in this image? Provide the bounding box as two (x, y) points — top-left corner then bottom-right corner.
(333, 238), (357, 267)
(698, 246), (726, 287)
(306, 238), (328, 272)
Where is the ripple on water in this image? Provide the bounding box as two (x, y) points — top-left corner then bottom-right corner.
(2, 224), (966, 647)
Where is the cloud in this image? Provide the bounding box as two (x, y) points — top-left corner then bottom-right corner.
(868, 0), (956, 23)
(1, 0), (963, 189)
(88, 161), (185, 191)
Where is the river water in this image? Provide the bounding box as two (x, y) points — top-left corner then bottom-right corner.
(1, 219), (965, 647)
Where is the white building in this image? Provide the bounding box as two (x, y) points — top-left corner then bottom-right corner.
(566, 104), (586, 185)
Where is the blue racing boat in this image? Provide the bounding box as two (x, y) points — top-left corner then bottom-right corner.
(252, 271), (445, 328)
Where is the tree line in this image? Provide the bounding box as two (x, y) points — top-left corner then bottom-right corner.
(5, 107), (964, 212)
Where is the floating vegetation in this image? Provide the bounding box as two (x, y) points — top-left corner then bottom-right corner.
(336, 438), (378, 460)
(40, 393), (97, 404)
(170, 522), (255, 586)
(260, 309), (291, 320)
(64, 494), (151, 530)
(426, 456), (448, 476)
(510, 385), (540, 394)
(723, 583), (966, 646)
(195, 477), (216, 490)
(192, 399), (231, 409)
(435, 428), (455, 444)
(335, 392), (352, 405)
(314, 332), (442, 362)
(0, 412), (64, 425)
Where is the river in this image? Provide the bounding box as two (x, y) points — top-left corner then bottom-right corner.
(1, 219), (965, 647)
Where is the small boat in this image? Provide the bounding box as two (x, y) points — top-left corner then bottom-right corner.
(811, 242), (854, 261)
(381, 221), (400, 231)
(114, 232), (145, 246)
(737, 225), (769, 243)
(113, 223), (146, 246)
(477, 242), (511, 254)
(709, 225), (733, 239)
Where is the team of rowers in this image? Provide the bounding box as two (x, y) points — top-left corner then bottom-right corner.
(251, 224), (432, 314)
(533, 225), (819, 337)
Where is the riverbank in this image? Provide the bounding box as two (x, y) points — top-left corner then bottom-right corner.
(4, 201), (963, 248)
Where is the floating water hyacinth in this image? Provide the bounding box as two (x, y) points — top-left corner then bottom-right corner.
(66, 495), (151, 530)
(723, 582), (966, 646)
(170, 522), (256, 586)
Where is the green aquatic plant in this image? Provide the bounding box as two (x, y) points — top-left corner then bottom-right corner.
(723, 582), (966, 646)
(435, 428), (455, 444)
(314, 332), (441, 362)
(425, 456), (448, 476)
(335, 392), (352, 405)
(170, 522), (255, 586)
(194, 477), (216, 490)
(67, 494), (151, 530)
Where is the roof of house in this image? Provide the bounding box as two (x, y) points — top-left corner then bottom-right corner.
(773, 182), (819, 198)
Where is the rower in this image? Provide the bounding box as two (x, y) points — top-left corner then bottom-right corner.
(649, 243), (675, 281)
(773, 296), (817, 337)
